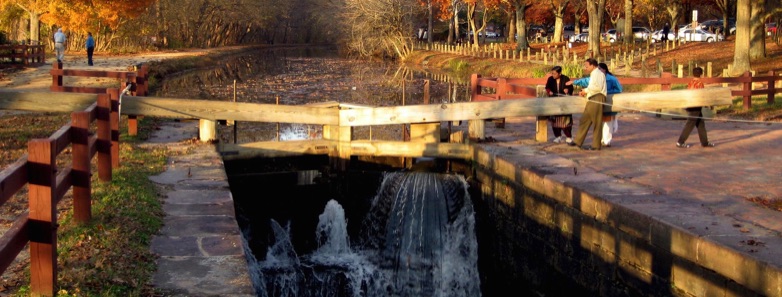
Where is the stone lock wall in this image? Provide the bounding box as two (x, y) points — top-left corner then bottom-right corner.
(467, 146), (776, 297)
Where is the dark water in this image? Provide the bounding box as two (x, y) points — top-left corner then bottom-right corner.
(155, 46), (471, 142)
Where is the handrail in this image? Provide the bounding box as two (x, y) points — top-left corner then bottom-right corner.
(472, 70), (781, 110)
(0, 96), (113, 296)
(0, 44), (46, 67)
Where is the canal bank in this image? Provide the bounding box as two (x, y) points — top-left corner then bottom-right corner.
(463, 113), (782, 296)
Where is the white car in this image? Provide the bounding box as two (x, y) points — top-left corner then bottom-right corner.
(650, 30), (675, 42)
(568, 33), (589, 43)
(678, 28), (724, 42)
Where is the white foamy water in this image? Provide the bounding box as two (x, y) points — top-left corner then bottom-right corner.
(252, 172), (481, 297)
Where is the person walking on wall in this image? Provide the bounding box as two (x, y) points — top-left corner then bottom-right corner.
(86, 32), (95, 66)
(545, 66), (576, 144)
(568, 62), (623, 147)
(568, 58), (607, 151)
(676, 67), (716, 148)
(54, 28), (66, 63)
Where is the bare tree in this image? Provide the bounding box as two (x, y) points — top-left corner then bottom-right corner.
(712, 0), (736, 36)
(337, 0), (420, 59)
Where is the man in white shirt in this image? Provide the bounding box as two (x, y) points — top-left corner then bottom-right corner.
(568, 58), (608, 150)
(54, 28), (66, 63)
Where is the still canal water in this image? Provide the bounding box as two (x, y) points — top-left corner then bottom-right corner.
(155, 46), (471, 143)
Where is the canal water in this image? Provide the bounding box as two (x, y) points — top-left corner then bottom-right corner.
(155, 46), (472, 143)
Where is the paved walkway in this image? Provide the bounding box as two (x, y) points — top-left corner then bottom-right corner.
(475, 111), (782, 275)
(141, 120), (255, 296)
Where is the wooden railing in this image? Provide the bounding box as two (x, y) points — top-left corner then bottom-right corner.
(50, 62), (149, 136)
(471, 71), (781, 110)
(0, 93), (116, 296)
(0, 44), (46, 67)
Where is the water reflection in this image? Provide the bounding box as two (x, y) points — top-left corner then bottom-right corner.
(155, 47), (471, 143)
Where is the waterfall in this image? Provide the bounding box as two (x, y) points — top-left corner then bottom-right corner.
(254, 172), (480, 297)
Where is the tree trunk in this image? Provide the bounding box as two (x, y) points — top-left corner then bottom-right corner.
(514, 2), (529, 51)
(428, 0), (434, 43)
(732, 0), (751, 75)
(507, 12), (516, 43)
(29, 11), (40, 44)
(587, 0), (605, 57)
(624, 0), (633, 45)
(552, 1), (568, 43)
(749, 0), (765, 60)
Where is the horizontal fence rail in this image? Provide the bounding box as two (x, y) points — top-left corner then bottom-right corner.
(0, 45), (45, 67)
(0, 93), (116, 296)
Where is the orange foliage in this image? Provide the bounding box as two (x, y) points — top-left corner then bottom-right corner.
(42, 0), (154, 33)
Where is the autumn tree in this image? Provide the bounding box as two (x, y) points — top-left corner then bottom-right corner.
(503, 0), (531, 51)
(712, 0), (735, 35)
(548, 0), (569, 42)
(0, 0), (55, 44)
(587, 0), (607, 56)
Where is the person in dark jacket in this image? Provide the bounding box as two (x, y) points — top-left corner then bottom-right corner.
(545, 66), (575, 144)
(86, 32), (95, 66)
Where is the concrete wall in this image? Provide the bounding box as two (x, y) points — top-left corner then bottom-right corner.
(467, 146), (777, 297)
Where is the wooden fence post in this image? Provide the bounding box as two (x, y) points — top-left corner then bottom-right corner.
(97, 94), (112, 182)
(50, 62), (63, 92)
(768, 70), (776, 104)
(27, 139), (57, 297)
(71, 111), (92, 223)
(742, 71), (752, 110)
(107, 89), (120, 168)
(661, 72), (673, 91)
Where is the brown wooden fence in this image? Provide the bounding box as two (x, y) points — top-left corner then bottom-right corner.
(0, 93), (117, 296)
(0, 44), (46, 67)
(0, 63), (148, 296)
(472, 71), (781, 110)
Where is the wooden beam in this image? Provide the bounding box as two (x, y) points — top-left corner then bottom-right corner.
(340, 88), (734, 126)
(120, 96), (340, 125)
(218, 140), (473, 160)
(0, 91), (96, 112)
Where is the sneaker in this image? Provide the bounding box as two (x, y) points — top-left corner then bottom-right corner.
(676, 142), (691, 148)
(702, 142), (715, 147)
(553, 136), (562, 143)
(565, 137), (573, 144)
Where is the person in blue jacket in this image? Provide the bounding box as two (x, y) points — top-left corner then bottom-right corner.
(567, 63), (623, 147)
(86, 32), (95, 66)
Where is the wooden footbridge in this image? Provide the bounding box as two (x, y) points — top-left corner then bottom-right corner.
(2, 84), (733, 164)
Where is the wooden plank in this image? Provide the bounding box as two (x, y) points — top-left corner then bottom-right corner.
(0, 157), (27, 206)
(218, 140), (335, 160)
(49, 124), (72, 156)
(0, 213), (29, 274)
(120, 96), (340, 125)
(349, 141), (473, 159)
(71, 111), (91, 223)
(0, 91), (96, 112)
(49, 69), (135, 79)
(343, 88), (733, 126)
(54, 167), (71, 204)
(218, 140), (473, 160)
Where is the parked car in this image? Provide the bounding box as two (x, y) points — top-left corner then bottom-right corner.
(484, 31), (499, 38)
(568, 33), (589, 43)
(678, 28), (724, 42)
(631, 27), (652, 40)
(602, 29), (619, 42)
(767, 22), (777, 36)
(650, 29), (675, 42)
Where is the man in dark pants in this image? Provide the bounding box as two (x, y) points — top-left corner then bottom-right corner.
(569, 58), (607, 150)
(86, 32), (95, 66)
